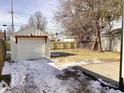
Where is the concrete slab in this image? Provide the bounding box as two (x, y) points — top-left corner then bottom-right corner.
(81, 62), (120, 85)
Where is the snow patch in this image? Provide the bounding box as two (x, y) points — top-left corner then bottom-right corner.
(0, 59), (123, 93)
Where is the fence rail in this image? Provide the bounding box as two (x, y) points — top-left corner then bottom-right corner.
(0, 39), (5, 75)
(51, 42), (76, 50)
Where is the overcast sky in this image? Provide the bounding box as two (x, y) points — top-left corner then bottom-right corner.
(0, 0), (121, 32)
(0, 0), (61, 32)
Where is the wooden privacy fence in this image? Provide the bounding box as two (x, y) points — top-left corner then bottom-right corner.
(0, 39), (11, 85)
(0, 39), (5, 75)
(51, 42), (76, 50)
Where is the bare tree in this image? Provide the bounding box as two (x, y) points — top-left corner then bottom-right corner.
(55, 0), (122, 51)
(28, 11), (47, 31)
(19, 24), (29, 30)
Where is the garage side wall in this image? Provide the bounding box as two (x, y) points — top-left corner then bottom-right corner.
(10, 37), (18, 61)
(45, 38), (50, 58)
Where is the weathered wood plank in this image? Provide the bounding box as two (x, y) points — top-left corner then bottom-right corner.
(51, 42), (76, 50)
(0, 40), (5, 76)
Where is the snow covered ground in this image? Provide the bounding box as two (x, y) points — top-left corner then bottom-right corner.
(0, 58), (123, 93)
(50, 59), (103, 70)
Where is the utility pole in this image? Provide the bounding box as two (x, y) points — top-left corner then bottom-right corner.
(119, 0), (124, 91)
(11, 0), (14, 33)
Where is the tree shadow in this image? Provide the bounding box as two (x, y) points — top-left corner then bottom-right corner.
(51, 52), (76, 58)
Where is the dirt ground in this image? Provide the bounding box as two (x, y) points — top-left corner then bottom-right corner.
(51, 49), (120, 63)
(51, 49), (121, 85)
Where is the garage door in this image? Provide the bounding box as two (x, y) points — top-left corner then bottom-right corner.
(17, 37), (45, 60)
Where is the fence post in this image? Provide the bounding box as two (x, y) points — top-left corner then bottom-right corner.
(0, 40), (2, 75)
(0, 40), (5, 77)
(119, 0), (124, 90)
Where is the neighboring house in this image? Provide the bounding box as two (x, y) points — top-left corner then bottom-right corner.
(101, 18), (122, 52)
(62, 38), (75, 42)
(10, 27), (50, 61)
(101, 28), (121, 52)
(0, 32), (4, 39)
(50, 31), (75, 42)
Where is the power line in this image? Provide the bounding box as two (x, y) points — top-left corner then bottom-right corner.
(0, 25), (22, 27)
(0, 11), (30, 17)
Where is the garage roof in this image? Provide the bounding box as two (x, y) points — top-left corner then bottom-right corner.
(15, 35), (48, 43)
(14, 27), (48, 37)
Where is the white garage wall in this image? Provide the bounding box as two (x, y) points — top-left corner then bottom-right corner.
(10, 27), (50, 61)
(11, 37), (50, 61)
(10, 37), (18, 61)
(45, 38), (50, 58)
(17, 38), (46, 60)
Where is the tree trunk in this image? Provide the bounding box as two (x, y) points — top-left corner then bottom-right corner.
(92, 21), (102, 52)
(76, 37), (80, 48)
(92, 37), (98, 50)
(97, 28), (102, 52)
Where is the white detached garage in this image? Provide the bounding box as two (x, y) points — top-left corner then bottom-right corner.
(10, 27), (50, 61)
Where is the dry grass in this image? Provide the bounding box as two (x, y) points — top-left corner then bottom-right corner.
(51, 48), (120, 63)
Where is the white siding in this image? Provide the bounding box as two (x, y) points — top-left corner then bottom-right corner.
(45, 38), (50, 57)
(10, 27), (50, 61)
(10, 37), (50, 61)
(101, 36), (121, 52)
(10, 37), (18, 61)
(62, 39), (75, 42)
(111, 36), (121, 52)
(101, 37), (110, 51)
(17, 38), (46, 60)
